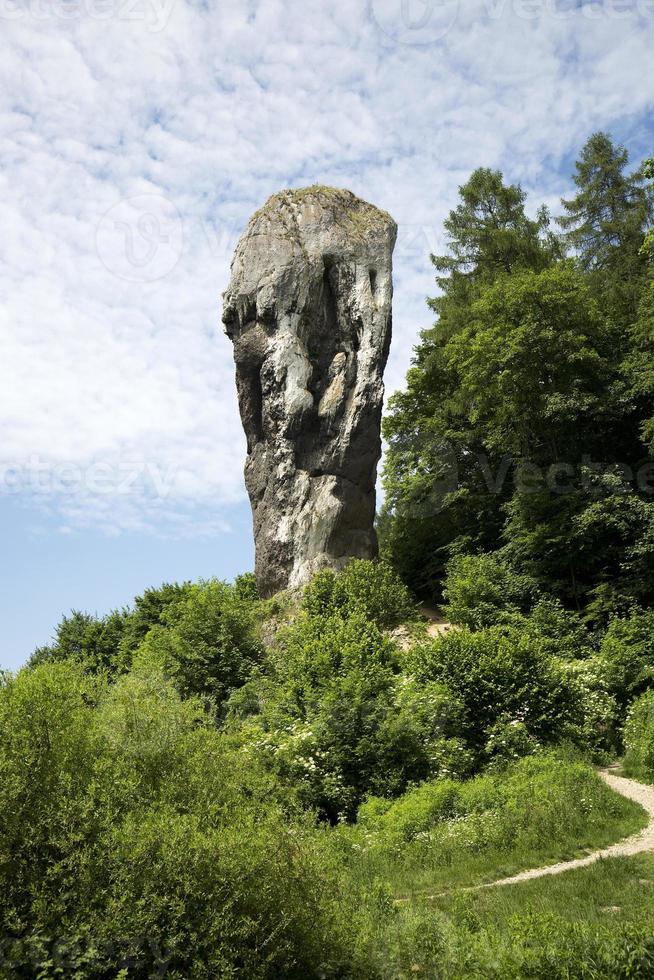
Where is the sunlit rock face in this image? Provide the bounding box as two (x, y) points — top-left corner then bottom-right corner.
(223, 186), (396, 597)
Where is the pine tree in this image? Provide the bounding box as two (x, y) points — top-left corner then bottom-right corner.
(381, 169), (557, 598)
(559, 132), (653, 323)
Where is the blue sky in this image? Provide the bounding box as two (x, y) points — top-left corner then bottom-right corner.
(2, 0), (654, 668)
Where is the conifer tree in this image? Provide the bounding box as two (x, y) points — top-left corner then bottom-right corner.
(559, 132), (653, 323)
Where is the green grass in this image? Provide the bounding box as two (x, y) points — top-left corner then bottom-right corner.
(377, 854), (654, 978)
(324, 754), (654, 977)
(335, 754), (647, 899)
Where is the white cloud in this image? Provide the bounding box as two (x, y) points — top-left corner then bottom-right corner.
(1, 0), (653, 533)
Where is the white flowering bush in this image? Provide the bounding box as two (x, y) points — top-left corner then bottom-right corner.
(624, 689), (654, 779)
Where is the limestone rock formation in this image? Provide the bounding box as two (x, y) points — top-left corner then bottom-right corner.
(223, 186), (397, 596)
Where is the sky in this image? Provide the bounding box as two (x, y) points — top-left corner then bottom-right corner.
(1, 0), (654, 668)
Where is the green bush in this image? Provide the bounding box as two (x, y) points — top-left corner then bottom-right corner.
(133, 579), (263, 706)
(443, 553), (541, 629)
(302, 559), (415, 627)
(0, 661), (363, 979)
(356, 754), (623, 850)
(624, 689), (654, 780)
(404, 625), (573, 751)
(343, 753), (645, 919)
(560, 657), (621, 756)
(599, 608), (654, 710)
(228, 613), (467, 820)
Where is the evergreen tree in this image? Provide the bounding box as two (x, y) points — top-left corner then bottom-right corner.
(381, 169), (557, 598)
(559, 132), (653, 323)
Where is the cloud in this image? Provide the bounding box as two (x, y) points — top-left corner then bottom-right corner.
(1, 0), (653, 534)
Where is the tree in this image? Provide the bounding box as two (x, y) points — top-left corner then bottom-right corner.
(559, 132), (653, 323)
(381, 169), (557, 598)
(445, 263), (610, 462)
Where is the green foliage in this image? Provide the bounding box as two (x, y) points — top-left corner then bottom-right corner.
(405, 626), (573, 752)
(447, 263), (610, 461)
(443, 553), (540, 629)
(228, 611), (467, 821)
(133, 579), (263, 706)
(30, 608), (129, 676)
(598, 608), (654, 710)
(432, 166), (557, 290)
(559, 132), (653, 322)
(624, 688), (654, 780)
(356, 754), (627, 851)
(560, 657), (621, 757)
(302, 558), (415, 627)
(392, 854), (654, 979)
(233, 571), (260, 601)
(381, 167), (558, 600)
(0, 661), (361, 978)
(341, 754), (645, 916)
(7, 551), (654, 978)
(117, 581), (192, 665)
(381, 135), (654, 621)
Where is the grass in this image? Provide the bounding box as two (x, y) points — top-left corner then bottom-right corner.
(320, 754), (654, 977)
(334, 754), (648, 899)
(381, 854), (654, 978)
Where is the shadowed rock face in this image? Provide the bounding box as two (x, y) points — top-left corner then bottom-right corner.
(223, 186), (397, 597)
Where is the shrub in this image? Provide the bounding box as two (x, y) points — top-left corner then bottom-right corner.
(132, 579), (263, 706)
(228, 613), (466, 820)
(233, 571), (260, 601)
(355, 754), (631, 853)
(302, 559), (415, 627)
(405, 625), (573, 751)
(560, 657), (621, 756)
(599, 608), (654, 710)
(0, 661), (362, 979)
(624, 689), (654, 780)
(443, 553), (541, 629)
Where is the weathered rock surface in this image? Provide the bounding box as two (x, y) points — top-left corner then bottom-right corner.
(223, 186), (397, 597)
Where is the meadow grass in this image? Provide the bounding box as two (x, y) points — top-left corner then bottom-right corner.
(379, 854), (654, 978)
(336, 754), (647, 899)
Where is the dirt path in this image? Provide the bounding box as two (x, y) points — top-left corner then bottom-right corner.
(399, 768), (654, 903)
(418, 604), (454, 640)
(476, 768), (654, 889)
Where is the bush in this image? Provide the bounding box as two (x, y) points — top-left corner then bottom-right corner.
(599, 608), (654, 711)
(0, 661), (363, 979)
(624, 689), (654, 780)
(443, 553), (541, 629)
(133, 579), (263, 706)
(355, 754), (634, 853)
(228, 613), (466, 820)
(404, 625), (573, 752)
(560, 657), (621, 756)
(302, 559), (415, 627)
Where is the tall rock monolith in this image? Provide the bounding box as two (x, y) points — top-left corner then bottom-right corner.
(223, 186), (397, 596)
